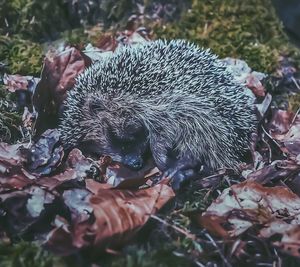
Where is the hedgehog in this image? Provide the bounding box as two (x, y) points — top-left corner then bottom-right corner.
(59, 39), (257, 189)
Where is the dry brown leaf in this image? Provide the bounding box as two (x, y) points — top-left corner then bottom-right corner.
(105, 158), (157, 188)
(201, 181), (300, 235)
(246, 159), (300, 184)
(33, 46), (91, 134)
(45, 183), (175, 253)
(94, 34), (118, 51)
(0, 142), (36, 192)
(255, 93), (272, 118)
(37, 148), (94, 190)
(268, 109), (298, 140)
(221, 57), (266, 97)
(89, 183), (175, 248)
(272, 225), (300, 257)
(245, 72), (266, 97)
(195, 214), (230, 238)
(25, 129), (64, 176)
(199, 181), (300, 255)
(3, 74), (39, 92)
(266, 109), (300, 156)
(85, 179), (113, 193)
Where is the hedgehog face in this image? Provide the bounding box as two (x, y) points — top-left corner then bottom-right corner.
(107, 121), (149, 169)
(80, 100), (149, 170)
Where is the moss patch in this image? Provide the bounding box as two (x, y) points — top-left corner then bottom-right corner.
(288, 93), (300, 112)
(0, 0), (71, 41)
(0, 35), (43, 75)
(0, 241), (66, 267)
(154, 0), (300, 73)
(0, 86), (22, 142)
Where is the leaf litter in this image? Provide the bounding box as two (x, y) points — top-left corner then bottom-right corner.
(1, 27), (300, 266)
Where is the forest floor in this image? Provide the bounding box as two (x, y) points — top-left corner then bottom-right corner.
(1, 1), (300, 266)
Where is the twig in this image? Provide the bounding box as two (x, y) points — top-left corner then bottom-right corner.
(287, 107), (300, 135)
(291, 76), (300, 90)
(151, 215), (209, 267)
(261, 131), (272, 163)
(204, 232), (233, 267)
(261, 125), (282, 150)
(261, 125), (287, 158)
(150, 214), (196, 240)
(273, 247), (282, 267)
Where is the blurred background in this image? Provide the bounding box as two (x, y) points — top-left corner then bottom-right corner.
(273, 0), (300, 45)
(0, 0), (300, 76)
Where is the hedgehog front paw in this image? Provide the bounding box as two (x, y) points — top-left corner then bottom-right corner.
(163, 168), (196, 191)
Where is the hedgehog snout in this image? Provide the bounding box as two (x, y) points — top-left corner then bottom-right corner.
(123, 154), (144, 170)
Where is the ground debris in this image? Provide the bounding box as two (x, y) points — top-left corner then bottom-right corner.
(0, 129), (174, 256)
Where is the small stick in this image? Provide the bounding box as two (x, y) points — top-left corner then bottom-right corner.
(288, 107), (300, 131)
(261, 125), (282, 150)
(291, 77), (300, 90)
(150, 214), (196, 240)
(204, 232), (233, 267)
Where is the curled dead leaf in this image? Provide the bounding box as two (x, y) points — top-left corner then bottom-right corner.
(45, 183), (174, 253)
(89, 183), (175, 248)
(33, 46), (91, 134)
(0, 142), (36, 192)
(198, 181), (300, 256)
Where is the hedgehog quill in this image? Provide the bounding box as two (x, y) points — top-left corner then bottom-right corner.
(59, 40), (257, 189)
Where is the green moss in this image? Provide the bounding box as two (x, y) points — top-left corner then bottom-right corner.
(288, 93), (300, 112)
(154, 0), (299, 73)
(0, 0), (70, 41)
(100, 0), (133, 25)
(0, 110), (21, 143)
(109, 244), (196, 267)
(61, 25), (105, 48)
(0, 241), (66, 267)
(180, 188), (212, 212)
(0, 0), (135, 42)
(60, 28), (90, 48)
(0, 86), (22, 142)
(0, 35), (43, 75)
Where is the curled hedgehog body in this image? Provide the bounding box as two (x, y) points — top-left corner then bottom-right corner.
(59, 40), (257, 188)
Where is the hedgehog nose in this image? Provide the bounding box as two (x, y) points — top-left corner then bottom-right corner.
(132, 160), (143, 170)
(125, 156), (143, 170)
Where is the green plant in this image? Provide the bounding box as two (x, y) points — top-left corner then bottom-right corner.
(154, 0), (300, 72)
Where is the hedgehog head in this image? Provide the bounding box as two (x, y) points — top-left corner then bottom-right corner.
(76, 96), (149, 170)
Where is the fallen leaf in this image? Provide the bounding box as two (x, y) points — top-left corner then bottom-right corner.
(25, 129), (64, 176)
(246, 160), (300, 184)
(89, 183), (175, 248)
(267, 109), (300, 156)
(198, 181), (300, 256)
(26, 186), (55, 218)
(63, 188), (92, 222)
(33, 46), (91, 134)
(245, 72), (266, 97)
(106, 158), (157, 188)
(0, 142), (36, 192)
(3, 74), (39, 93)
(267, 109), (296, 140)
(272, 225), (300, 257)
(94, 34), (118, 51)
(255, 93), (272, 119)
(44, 183), (175, 253)
(221, 57), (266, 97)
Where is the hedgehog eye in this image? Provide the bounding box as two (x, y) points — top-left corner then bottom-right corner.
(120, 137), (135, 145)
(88, 99), (105, 113)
